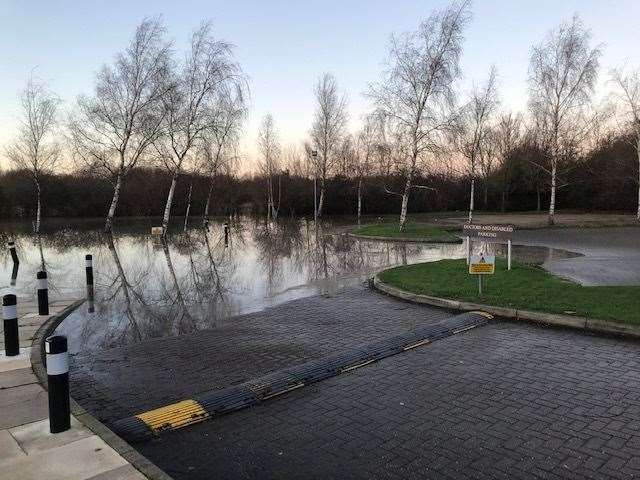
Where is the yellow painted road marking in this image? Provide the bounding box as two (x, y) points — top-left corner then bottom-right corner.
(263, 382), (304, 400)
(341, 359), (375, 372)
(469, 310), (494, 319)
(403, 339), (431, 351)
(136, 399), (209, 432)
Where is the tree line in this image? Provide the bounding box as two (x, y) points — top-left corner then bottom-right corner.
(4, 2), (640, 232)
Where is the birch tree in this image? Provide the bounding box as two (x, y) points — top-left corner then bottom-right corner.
(70, 18), (171, 232)
(257, 114), (281, 220)
(528, 16), (601, 225)
(200, 87), (246, 226)
(495, 112), (523, 212)
(5, 76), (60, 233)
(458, 66), (499, 222)
(353, 115), (377, 223)
(611, 67), (640, 220)
(369, 1), (470, 231)
(157, 21), (243, 233)
(310, 73), (348, 218)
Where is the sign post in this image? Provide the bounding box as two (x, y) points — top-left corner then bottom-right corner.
(462, 224), (515, 270)
(469, 254), (495, 295)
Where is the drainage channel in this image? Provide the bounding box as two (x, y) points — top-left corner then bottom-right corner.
(113, 311), (491, 443)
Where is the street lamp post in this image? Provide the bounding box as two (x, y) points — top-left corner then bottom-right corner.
(311, 150), (318, 225)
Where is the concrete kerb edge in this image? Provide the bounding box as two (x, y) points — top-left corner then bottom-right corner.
(30, 299), (174, 480)
(347, 232), (463, 244)
(372, 275), (640, 339)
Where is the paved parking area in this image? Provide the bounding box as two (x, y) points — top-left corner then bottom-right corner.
(137, 320), (640, 480)
(70, 286), (454, 424)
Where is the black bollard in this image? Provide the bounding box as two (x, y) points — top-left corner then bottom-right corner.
(45, 335), (70, 433)
(85, 254), (94, 287)
(85, 254), (95, 313)
(8, 242), (19, 265)
(2, 294), (19, 356)
(224, 223), (229, 247)
(37, 271), (49, 316)
(10, 263), (18, 287)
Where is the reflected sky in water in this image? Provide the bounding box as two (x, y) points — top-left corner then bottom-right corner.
(0, 217), (579, 353)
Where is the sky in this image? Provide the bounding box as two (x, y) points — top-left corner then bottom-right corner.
(1, 0), (640, 173)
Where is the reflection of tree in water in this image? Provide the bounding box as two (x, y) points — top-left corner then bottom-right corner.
(252, 218), (305, 297)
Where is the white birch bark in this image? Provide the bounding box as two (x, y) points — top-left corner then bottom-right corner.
(203, 181), (214, 227)
(35, 180), (42, 234)
(105, 171), (123, 232)
(637, 138), (640, 221)
(357, 178), (362, 225)
(162, 172), (179, 233)
(399, 175), (412, 232)
(183, 184), (192, 232)
(548, 161), (557, 225)
(468, 177), (475, 224)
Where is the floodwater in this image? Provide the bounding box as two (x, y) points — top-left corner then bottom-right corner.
(0, 216), (579, 353)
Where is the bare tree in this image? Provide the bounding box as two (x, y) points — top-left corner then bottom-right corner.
(528, 15), (601, 224)
(257, 114), (281, 220)
(69, 18), (171, 232)
(310, 73), (348, 218)
(353, 115), (378, 223)
(5, 76), (60, 233)
(611, 67), (640, 220)
(457, 66), (499, 222)
(157, 21), (243, 234)
(369, 1), (471, 231)
(199, 87), (247, 226)
(495, 112), (523, 212)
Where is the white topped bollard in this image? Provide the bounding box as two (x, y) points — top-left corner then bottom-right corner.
(45, 335), (70, 433)
(2, 294), (19, 356)
(37, 271), (49, 315)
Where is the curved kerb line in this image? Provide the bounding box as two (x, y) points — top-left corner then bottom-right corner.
(113, 311), (492, 442)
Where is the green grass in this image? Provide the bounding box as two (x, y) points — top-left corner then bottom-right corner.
(353, 223), (459, 242)
(379, 258), (640, 325)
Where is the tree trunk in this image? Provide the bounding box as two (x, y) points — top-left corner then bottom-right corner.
(203, 179), (215, 227)
(357, 178), (362, 225)
(399, 174), (412, 232)
(468, 178), (475, 224)
(636, 139), (640, 221)
(536, 184), (541, 212)
(162, 171), (179, 234)
(105, 170), (123, 233)
(317, 178), (325, 218)
(483, 181), (488, 209)
(501, 189), (506, 213)
(34, 179), (42, 234)
(183, 184), (193, 233)
(548, 161), (557, 225)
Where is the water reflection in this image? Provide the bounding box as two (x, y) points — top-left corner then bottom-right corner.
(0, 217), (580, 353)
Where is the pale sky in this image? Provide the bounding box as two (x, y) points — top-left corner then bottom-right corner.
(1, 0), (639, 172)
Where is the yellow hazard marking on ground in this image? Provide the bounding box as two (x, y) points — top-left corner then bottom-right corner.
(469, 310), (494, 319)
(403, 339), (431, 351)
(452, 324), (481, 335)
(341, 359), (375, 372)
(136, 399), (209, 432)
(263, 382), (305, 400)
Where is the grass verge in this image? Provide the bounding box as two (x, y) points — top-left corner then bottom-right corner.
(353, 223), (458, 242)
(379, 258), (640, 325)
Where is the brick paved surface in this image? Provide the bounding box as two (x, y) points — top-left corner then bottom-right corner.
(70, 286), (454, 424)
(137, 321), (640, 480)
